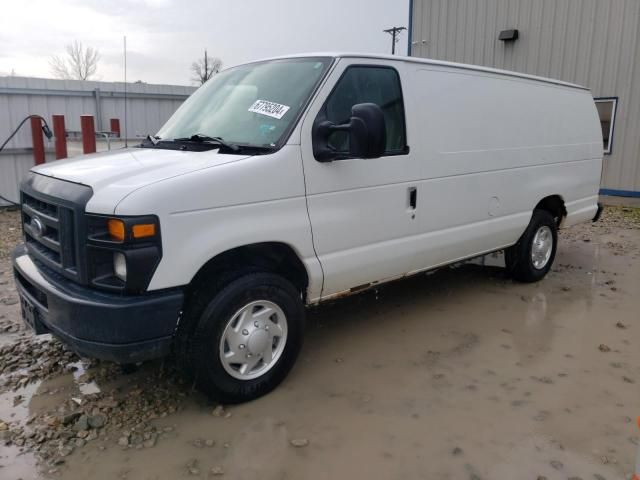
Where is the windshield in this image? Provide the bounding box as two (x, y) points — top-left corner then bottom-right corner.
(156, 57), (332, 148)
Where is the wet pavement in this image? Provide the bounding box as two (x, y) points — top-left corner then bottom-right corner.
(0, 206), (639, 480)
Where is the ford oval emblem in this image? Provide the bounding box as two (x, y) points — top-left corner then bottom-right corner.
(31, 216), (46, 238)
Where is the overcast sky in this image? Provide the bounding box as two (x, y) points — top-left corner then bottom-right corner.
(0, 0), (409, 85)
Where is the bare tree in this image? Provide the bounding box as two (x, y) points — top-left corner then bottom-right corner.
(50, 41), (100, 80)
(191, 49), (222, 85)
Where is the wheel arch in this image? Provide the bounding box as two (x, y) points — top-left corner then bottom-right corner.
(535, 195), (567, 227)
(187, 242), (310, 302)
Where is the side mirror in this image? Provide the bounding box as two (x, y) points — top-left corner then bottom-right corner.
(313, 103), (386, 162)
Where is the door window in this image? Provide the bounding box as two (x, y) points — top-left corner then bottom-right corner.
(320, 66), (407, 156)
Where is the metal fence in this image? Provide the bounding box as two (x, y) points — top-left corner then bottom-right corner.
(0, 75), (196, 206)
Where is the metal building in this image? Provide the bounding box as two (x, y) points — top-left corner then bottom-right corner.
(408, 0), (640, 197)
(0, 76), (195, 206)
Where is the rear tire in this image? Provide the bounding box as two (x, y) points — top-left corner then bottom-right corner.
(506, 209), (558, 283)
(182, 272), (305, 403)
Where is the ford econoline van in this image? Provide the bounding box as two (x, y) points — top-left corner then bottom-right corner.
(13, 53), (603, 402)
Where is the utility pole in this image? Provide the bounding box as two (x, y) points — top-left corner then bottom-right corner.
(203, 48), (208, 81)
(123, 35), (128, 147)
(383, 26), (407, 55)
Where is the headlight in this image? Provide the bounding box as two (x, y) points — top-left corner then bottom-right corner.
(86, 214), (161, 293)
(113, 252), (127, 281)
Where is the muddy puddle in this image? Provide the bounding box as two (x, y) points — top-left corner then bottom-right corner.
(1, 208), (639, 480)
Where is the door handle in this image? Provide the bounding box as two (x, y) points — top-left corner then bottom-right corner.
(408, 187), (417, 210)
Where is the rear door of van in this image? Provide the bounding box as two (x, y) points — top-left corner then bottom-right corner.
(299, 58), (420, 299)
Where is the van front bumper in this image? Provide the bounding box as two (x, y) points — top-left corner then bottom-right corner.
(12, 244), (184, 363)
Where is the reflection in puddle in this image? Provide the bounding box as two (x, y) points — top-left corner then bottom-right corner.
(0, 360), (103, 478)
(69, 360), (101, 396)
(0, 443), (38, 480)
(511, 292), (554, 364)
(525, 292), (548, 329)
(0, 380), (42, 424)
(0, 382), (41, 479)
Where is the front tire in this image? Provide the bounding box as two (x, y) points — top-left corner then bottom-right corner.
(185, 272), (305, 403)
(506, 209), (558, 283)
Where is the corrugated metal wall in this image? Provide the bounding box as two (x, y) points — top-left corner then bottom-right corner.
(410, 0), (640, 195)
(0, 76), (196, 206)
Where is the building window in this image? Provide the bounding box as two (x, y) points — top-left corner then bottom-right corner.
(594, 97), (618, 155)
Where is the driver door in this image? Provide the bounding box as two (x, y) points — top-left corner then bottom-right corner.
(299, 59), (419, 299)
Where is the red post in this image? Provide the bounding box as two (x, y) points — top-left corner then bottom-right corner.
(110, 118), (121, 138)
(30, 117), (46, 165)
(80, 115), (96, 154)
(52, 115), (67, 160)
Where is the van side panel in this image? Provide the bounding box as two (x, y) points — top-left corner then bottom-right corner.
(405, 66), (602, 268)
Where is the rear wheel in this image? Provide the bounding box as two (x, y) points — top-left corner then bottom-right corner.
(182, 272), (305, 403)
(506, 209), (558, 283)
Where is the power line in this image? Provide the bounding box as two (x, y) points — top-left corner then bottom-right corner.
(383, 26), (407, 55)
(0, 115), (52, 206)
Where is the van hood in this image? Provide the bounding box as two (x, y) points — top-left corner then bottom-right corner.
(32, 148), (251, 214)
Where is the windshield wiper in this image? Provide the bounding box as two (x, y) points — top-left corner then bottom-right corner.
(146, 135), (160, 145)
(141, 134), (274, 154)
(172, 134), (240, 152)
(139, 135), (161, 147)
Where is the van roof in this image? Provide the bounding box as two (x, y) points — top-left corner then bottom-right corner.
(252, 52), (589, 92)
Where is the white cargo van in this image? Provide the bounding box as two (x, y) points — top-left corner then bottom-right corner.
(13, 54), (603, 402)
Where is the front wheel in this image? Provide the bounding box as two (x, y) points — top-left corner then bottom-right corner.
(506, 209), (558, 283)
(186, 272), (305, 403)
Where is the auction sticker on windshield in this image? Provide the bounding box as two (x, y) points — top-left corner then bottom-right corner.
(248, 100), (290, 119)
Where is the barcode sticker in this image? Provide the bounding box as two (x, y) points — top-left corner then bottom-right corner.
(248, 100), (290, 119)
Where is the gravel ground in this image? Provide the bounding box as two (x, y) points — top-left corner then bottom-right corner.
(0, 207), (209, 474)
(0, 208), (22, 261)
(0, 204), (639, 480)
(0, 209), (25, 340)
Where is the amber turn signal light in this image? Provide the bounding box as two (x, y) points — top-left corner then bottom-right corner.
(132, 223), (156, 239)
(107, 219), (125, 242)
